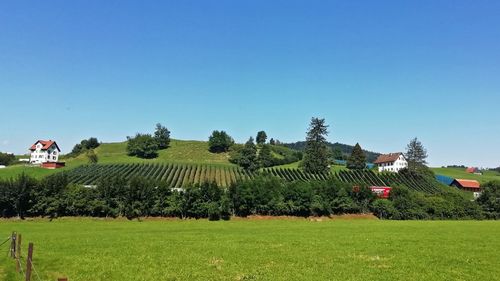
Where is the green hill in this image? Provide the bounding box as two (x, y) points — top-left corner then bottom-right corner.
(0, 139), (235, 180)
(431, 167), (500, 184)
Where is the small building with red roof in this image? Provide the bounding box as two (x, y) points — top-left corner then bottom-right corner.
(374, 152), (408, 173)
(29, 140), (61, 165)
(451, 179), (481, 192)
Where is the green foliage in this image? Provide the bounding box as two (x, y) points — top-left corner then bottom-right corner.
(86, 149), (98, 164)
(370, 199), (398, 219)
(256, 131), (267, 145)
(346, 143), (366, 170)
(0, 152), (15, 166)
(302, 117), (330, 174)
(0, 172), (490, 221)
(283, 141), (381, 163)
(208, 130), (234, 153)
(332, 148), (344, 160)
(258, 144), (273, 168)
(236, 137), (259, 172)
(382, 185), (484, 220)
(477, 181), (500, 219)
(154, 123), (171, 149)
(70, 137), (100, 156)
(126, 134), (159, 159)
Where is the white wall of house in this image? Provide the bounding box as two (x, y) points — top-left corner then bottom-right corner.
(378, 155), (408, 172)
(29, 143), (59, 164)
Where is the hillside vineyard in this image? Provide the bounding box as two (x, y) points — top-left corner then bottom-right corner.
(64, 163), (442, 193)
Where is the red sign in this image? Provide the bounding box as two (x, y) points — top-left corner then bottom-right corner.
(369, 186), (391, 199)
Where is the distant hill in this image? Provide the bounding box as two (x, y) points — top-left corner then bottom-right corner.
(0, 139), (302, 180)
(282, 141), (381, 163)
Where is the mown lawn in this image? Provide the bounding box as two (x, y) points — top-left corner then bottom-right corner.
(0, 218), (498, 281)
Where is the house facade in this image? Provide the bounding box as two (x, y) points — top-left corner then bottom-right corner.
(29, 140), (61, 164)
(374, 152), (408, 173)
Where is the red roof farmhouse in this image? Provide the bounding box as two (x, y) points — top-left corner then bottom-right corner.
(29, 140), (64, 168)
(374, 152), (408, 173)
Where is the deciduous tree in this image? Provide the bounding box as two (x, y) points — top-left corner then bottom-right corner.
(126, 134), (159, 159)
(208, 130), (234, 153)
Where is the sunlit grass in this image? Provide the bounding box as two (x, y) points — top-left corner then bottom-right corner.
(0, 218), (498, 281)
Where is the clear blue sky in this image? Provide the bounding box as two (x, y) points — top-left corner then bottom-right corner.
(1, 1), (499, 167)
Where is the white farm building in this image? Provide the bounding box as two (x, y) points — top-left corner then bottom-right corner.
(29, 140), (61, 164)
(374, 152), (408, 173)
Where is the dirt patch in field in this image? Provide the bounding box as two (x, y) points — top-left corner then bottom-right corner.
(0, 213), (378, 222)
(329, 213), (378, 220)
(234, 213), (378, 221)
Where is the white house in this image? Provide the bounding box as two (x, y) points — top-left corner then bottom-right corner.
(29, 140), (61, 164)
(374, 152), (408, 172)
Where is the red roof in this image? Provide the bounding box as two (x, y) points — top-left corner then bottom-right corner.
(29, 140), (60, 151)
(465, 167), (478, 173)
(455, 179), (480, 189)
(374, 153), (404, 164)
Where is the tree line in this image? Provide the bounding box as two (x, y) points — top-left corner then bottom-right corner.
(1, 173), (498, 220)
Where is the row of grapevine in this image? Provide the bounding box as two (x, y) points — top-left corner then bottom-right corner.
(262, 168), (441, 194)
(64, 164), (442, 194)
(65, 163), (252, 187)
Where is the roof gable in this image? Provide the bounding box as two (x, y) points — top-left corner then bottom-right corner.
(374, 153), (404, 164)
(29, 140), (60, 152)
(454, 179), (480, 189)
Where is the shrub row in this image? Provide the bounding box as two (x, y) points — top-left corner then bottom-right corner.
(1, 173), (497, 220)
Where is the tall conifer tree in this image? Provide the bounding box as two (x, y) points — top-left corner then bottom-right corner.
(346, 143), (366, 170)
(405, 137), (428, 173)
(302, 117), (330, 173)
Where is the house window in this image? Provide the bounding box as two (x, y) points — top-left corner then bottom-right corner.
(53, 156), (56, 160)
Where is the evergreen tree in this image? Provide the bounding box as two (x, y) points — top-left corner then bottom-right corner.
(239, 137), (259, 171)
(258, 144), (273, 168)
(269, 138), (276, 145)
(346, 143), (366, 170)
(332, 148), (343, 160)
(405, 137), (428, 173)
(256, 131), (267, 145)
(154, 123), (171, 149)
(302, 117), (330, 173)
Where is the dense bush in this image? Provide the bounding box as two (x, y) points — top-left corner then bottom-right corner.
(126, 134), (159, 159)
(477, 181), (500, 219)
(208, 130), (234, 153)
(377, 185), (484, 220)
(69, 137), (100, 157)
(230, 144), (302, 169)
(0, 173), (494, 221)
(0, 152), (16, 166)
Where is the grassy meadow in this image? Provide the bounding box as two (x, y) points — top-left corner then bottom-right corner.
(0, 218), (498, 281)
(432, 167), (500, 184)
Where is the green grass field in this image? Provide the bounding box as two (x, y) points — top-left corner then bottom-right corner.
(432, 167), (500, 184)
(0, 218), (498, 281)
